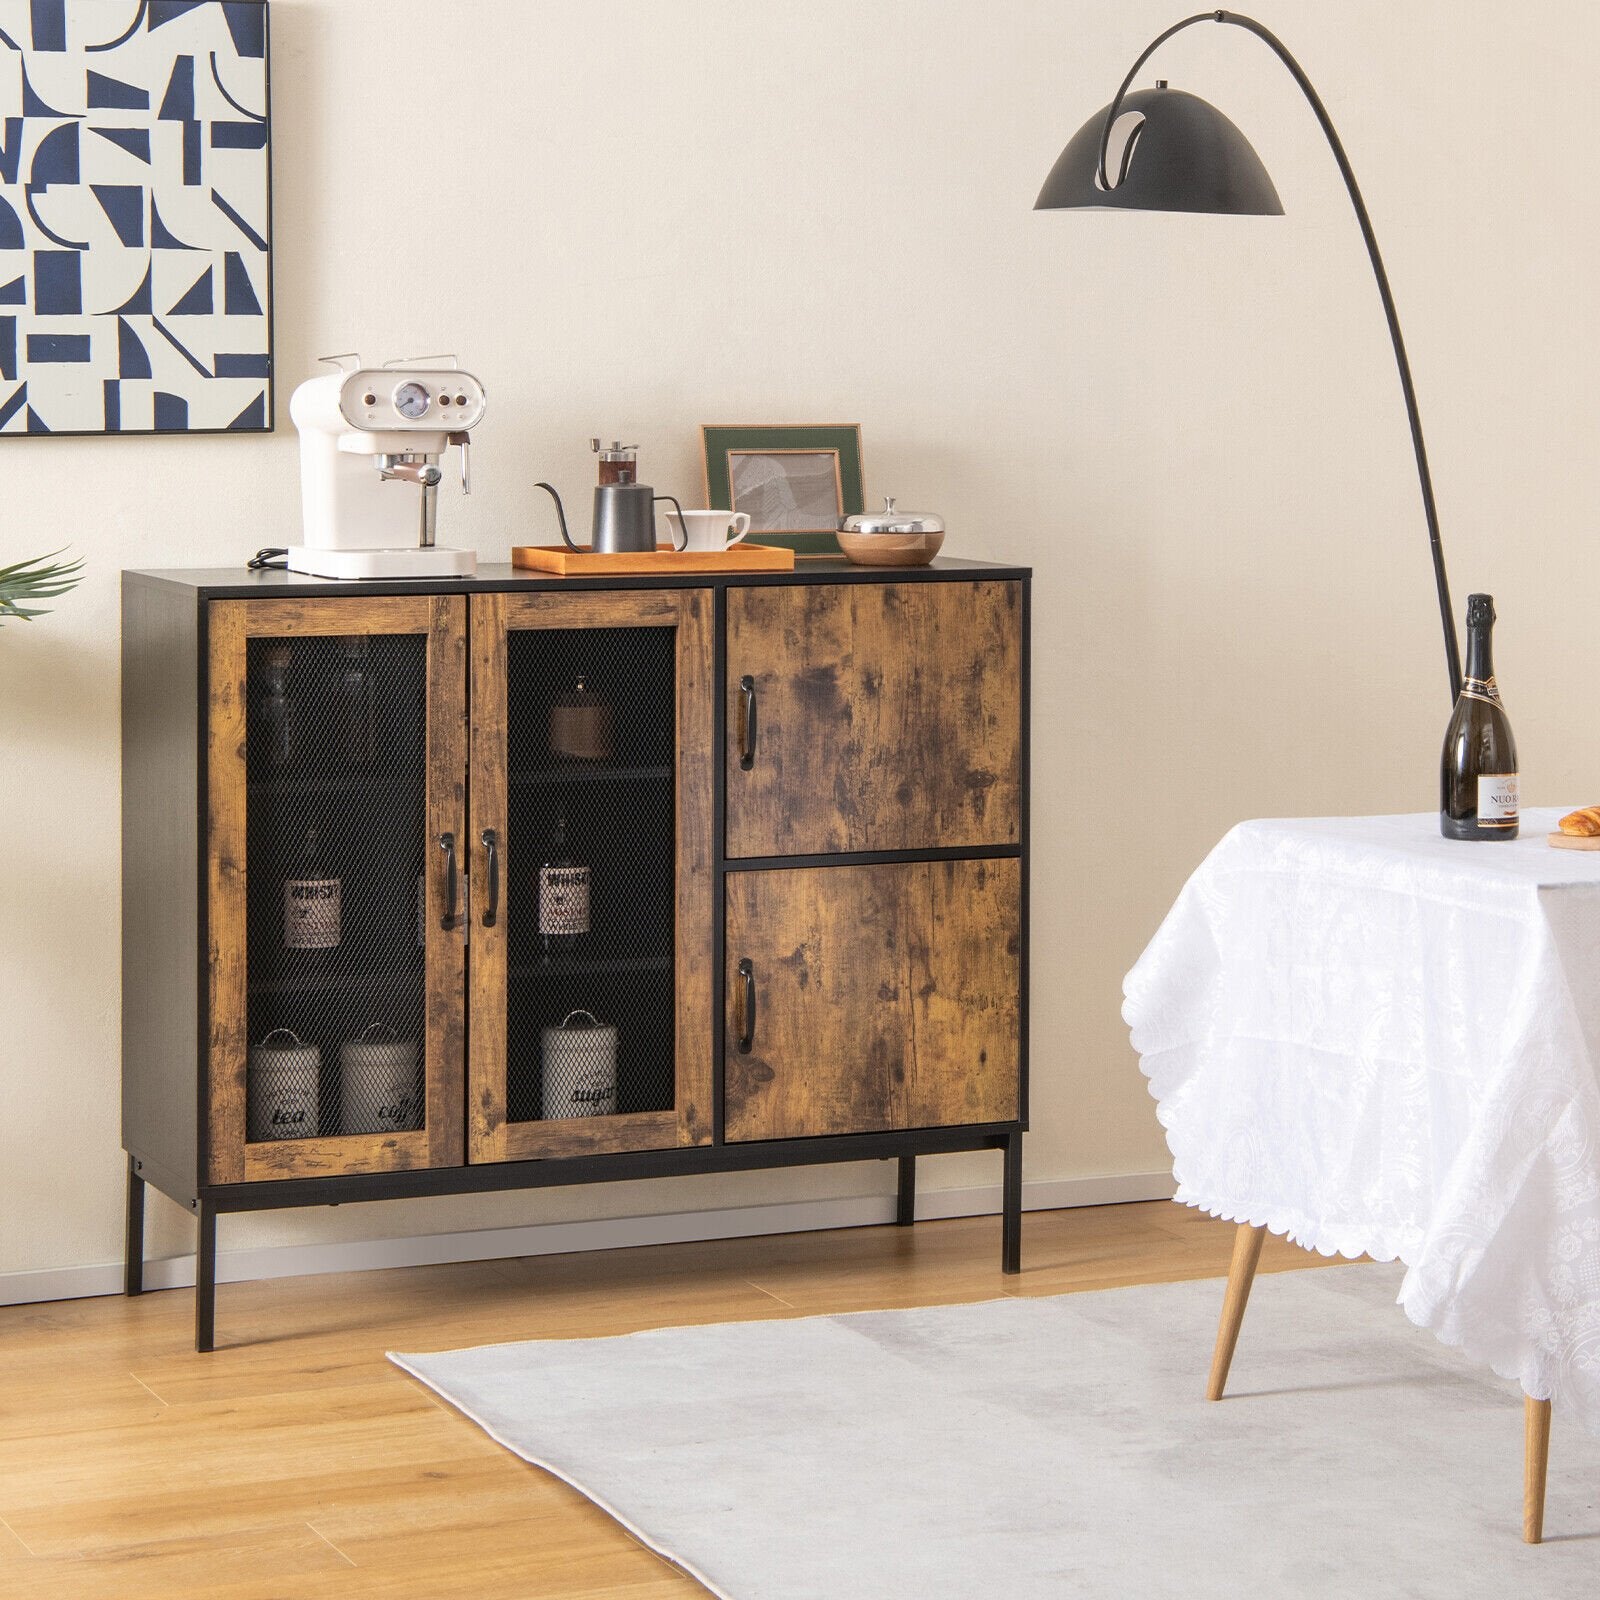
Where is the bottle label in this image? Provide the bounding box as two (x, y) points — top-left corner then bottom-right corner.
(285, 878), (342, 948)
(1462, 676), (1502, 705)
(1477, 773), (1519, 829)
(539, 865), (591, 936)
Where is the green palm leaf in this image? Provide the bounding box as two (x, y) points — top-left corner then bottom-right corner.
(0, 551), (83, 624)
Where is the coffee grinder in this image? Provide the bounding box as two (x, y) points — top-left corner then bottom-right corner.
(286, 354), (486, 579)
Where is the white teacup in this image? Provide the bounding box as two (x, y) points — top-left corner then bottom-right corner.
(667, 508), (752, 553)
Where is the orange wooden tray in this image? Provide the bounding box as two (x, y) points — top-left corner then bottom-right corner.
(511, 542), (795, 576)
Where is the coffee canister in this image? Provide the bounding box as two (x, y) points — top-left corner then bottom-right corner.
(339, 1023), (421, 1135)
(540, 1009), (618, 1119)
(247, 1028), (320, 1141)
(548, 676), (615, 762)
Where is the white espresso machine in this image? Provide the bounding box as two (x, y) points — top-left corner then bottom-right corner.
(286, 354), (486, 579)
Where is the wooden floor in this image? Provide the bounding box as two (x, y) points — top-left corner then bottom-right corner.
(0, 1202), (1341, 1598)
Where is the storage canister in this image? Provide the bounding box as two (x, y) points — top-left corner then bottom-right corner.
(540, 1009), (618, 1119)
(339, 1023), (421, 1136)
(247, 1028), (320, 1141)
(548, 676), (615, 762)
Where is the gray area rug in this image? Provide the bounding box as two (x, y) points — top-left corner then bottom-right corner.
(392, 1264), (1600, 1598)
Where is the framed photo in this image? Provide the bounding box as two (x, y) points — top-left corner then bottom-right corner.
(0, 0), (273, 436)
(701, 424), (864, 557)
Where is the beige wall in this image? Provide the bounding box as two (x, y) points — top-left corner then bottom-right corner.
(3, 0), (1593, 1277)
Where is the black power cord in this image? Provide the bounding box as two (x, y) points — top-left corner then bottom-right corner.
(248, 547), (288, 571)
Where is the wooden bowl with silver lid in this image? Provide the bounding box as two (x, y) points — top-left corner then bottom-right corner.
(837, 496), (945, 566)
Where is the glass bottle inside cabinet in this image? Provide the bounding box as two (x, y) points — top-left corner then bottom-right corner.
(537, 809), (590, 960)
(252, 642), (296, 770)
(335, 636), (377, 767)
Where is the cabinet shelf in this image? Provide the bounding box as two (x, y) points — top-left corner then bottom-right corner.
(247, 772), (416, 800)
(509, 764), (672, 788)
(509, 954), (672, 980)
(248, 966), (421, 998)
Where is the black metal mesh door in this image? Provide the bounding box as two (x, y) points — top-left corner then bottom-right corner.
(244, 633), (429, 1142)
(503, 626), (677, 1123)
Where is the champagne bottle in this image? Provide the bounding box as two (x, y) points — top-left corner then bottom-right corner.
(1440, 594), (1519, 841)
(537, 810), (590, 959)
(284, 823), (343, 968)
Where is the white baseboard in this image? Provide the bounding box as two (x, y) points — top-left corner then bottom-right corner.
(0, 1170), (1176, 1308)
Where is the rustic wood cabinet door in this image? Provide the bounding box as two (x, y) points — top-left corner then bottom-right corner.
(724, 858), (1021, 1141)
(467, 589), (714, 1162)
(725, 580), (1023, 858)
(205, 595), (467, 1184)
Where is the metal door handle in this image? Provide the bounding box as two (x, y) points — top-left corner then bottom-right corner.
(481, 828), (499, 927)
(738, 675), (758, 771)
(439, 832), (459, 930)
(737, 958), (757, 1054)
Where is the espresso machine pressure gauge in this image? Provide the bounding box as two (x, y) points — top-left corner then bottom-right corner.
(393, 381), (430, 420)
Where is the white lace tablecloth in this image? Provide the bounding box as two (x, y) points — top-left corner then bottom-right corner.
(1124, 809), (1600, 1431)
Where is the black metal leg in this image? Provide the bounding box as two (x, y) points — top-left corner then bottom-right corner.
(124, 1157), (145, 1297)
(195, 1201), (217, 1354)
(896, 1155), (916, 1226)
(1001, 1133), (1023, 1274)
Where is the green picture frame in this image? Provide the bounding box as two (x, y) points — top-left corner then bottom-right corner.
(701, 425), (864, 557)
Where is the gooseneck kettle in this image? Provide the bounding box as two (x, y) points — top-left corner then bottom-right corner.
(535, 480), (687, 554)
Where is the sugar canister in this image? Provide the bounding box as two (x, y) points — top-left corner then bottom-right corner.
(540, 1010), (618, 1119)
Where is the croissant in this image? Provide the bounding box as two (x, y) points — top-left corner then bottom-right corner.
(1559, 807), (1600, 836)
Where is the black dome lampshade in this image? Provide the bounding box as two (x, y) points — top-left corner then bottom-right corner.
(1035, 85), (1283, 215)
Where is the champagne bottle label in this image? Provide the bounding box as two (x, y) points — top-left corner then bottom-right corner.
(538, 865), (591, 936)
(1462, 675), (1502, 705)
(1476, 773), (1519, 829)
(285, 878), (342, 948)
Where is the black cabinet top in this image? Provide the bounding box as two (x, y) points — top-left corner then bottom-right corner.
(123, 556), (1030, 600)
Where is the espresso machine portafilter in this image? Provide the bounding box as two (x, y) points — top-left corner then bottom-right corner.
(286, 354), (486, 580)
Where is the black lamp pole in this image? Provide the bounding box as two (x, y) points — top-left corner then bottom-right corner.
(1044, 9), (1463, 702)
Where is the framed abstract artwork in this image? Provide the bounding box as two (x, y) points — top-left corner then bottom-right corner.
(701, 424), (864, 557)
(0, 0), (272, 436)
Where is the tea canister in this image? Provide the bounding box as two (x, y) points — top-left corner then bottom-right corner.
(540, 1009), (618, 1119)
(339, 1023), (421, 1136)
(247, 1028), (320, 1141)
(548, 675), (615, 762)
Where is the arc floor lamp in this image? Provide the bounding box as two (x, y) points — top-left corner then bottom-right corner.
(1036, 9), (1463, 703)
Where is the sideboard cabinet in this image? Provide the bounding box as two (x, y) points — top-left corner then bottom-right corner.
(122, 560), (1029, 1349)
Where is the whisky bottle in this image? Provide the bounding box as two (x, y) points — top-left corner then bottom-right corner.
(283, 823), (343, 968)
(537, 810), (591, 959)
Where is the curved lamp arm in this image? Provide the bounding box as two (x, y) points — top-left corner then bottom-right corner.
(1099, 10), (1462, 702)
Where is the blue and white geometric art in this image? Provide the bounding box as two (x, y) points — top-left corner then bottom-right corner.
(0, 0), (271, 435)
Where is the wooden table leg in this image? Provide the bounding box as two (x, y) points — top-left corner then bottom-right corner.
(1207, 1223), (1266, 1401)
(1524, 1395), (1551, 1544)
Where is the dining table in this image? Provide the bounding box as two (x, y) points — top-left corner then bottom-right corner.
(1123, 808), (1600, 1542)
